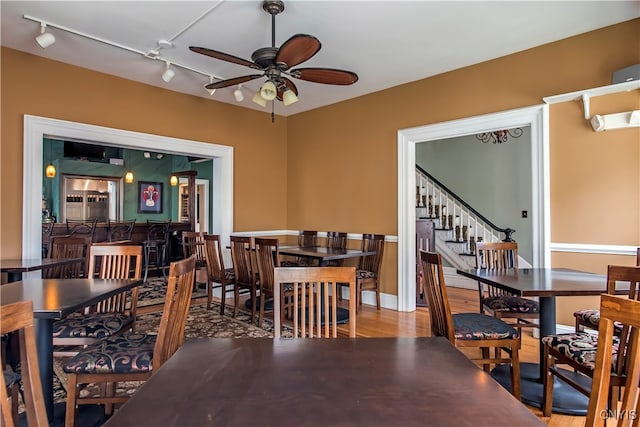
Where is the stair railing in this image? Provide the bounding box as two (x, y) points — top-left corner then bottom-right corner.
(415, 165), (515, 246)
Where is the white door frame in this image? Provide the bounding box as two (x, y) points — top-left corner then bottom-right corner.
(396, 105), (550, 312)
(23, 115), (233, 267)
(178, 177), (210, 232)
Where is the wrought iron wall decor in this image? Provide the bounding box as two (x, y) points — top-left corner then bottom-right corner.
(475, 128), (523, 144)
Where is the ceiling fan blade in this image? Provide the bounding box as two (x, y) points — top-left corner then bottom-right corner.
(290, 68), (359, 85)
(276, 77), (299, 101)
(205, 75), (263, 90)
(190, 46), (262, 70)
(275, 34), (321, 70)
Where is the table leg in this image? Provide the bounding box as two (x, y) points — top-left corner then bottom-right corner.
(34, 318), (54, 422)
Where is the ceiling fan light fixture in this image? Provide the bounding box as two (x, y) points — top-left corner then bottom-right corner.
(162, 61), (175, 82)
(282, 88), (298, 106)
(233, 85), (244, 102)
(260, 80), (277, 101)
(36, 22), (56, 49)
(252, 91), (268, 107)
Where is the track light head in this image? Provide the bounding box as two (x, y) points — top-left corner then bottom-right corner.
(162, 61), (175, 82)
(36, 23), (56, 49)
(204, 77), (216, 95)
(233, 85), (244, 102)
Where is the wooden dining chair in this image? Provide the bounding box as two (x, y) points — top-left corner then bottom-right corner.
(574, 247), (640, 333)
(274, 267), (357, 338)
(52, 244), (143, 357)
(182, 231), (208, 289)
(229, 235), (258, 323)
(419, 250), (521, 399)
(356, 233), (385, 312)
(255, 237), (281, 328)
(541, 265), (640, 417)
(584, 294), (640, 427)
(63, 255), (196, 427)
(203, 234), (235, 313)
(0, 301), (48, 427)
(43, 235), (88, 279)
(475, 241), (539, 330)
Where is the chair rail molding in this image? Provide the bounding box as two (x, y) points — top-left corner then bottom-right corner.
(398, 104), (550, 312)
(23, 115), (234, 272)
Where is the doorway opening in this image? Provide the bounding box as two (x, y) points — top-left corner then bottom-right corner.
(397, 105), (550, 312)
(22, 115), (233, 265)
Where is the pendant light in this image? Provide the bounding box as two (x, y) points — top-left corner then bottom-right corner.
(125, 171), (134, 183)
(45, 141), (56, 178)
(170, 175), (178, 186)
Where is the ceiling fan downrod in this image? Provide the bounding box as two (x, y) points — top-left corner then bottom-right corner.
(262, 0), (284, 49)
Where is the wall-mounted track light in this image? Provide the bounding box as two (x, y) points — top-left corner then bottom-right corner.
(233, 85), (244, 102)
(35, 22), (56, 49)
(162, 61), (175, 82)
(204, 76), (216, 95)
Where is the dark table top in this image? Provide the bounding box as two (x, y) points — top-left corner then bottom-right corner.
(456, 268), (609, 297)
(0, 278), (142, 319)
(279, 245), (375, 261)
(105, 337), (543, 427)
(0, 257), (84, 273)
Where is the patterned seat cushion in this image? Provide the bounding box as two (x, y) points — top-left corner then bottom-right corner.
(483, 295), (539, 314)
(573, 309), (624, 332)
(53, 312), (134, 339)
(280, 260), (306, 267)
(541, 332), (620, 370)
(63, 332), (155, 375)
(356, 269), (376, 280)
(224, 268), (235, 280)
(452, 313), (519, 340)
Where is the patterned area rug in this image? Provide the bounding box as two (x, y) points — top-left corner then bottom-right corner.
(136, 277), (207, 307)
(51, 297), (280, 405)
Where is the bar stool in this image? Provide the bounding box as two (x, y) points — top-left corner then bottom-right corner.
(142, 220), (170, 282)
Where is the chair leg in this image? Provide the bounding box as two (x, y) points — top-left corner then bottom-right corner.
(220, 285), (226, 316)
(375, 285), (381, 310)
(104, 381), (115, 415)
(65, 373), (79, 427)
(542, 350), (555, 417)
(510, 343), (521, 401)
(206, 280), (212, 311)
(259, 290), (265, 329)
(481, 347), (490, 372)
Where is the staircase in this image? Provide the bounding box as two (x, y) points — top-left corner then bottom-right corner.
(416, 165), (531, 289)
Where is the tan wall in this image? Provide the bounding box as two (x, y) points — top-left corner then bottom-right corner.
(2, 19), (639, 316)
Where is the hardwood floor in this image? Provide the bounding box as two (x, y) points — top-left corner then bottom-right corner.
(339, 287), (586, 427)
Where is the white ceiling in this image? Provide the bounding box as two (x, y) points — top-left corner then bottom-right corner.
(2, 1), (639, 117)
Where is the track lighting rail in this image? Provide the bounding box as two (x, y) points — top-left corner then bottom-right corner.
(22, 14), (225, 86)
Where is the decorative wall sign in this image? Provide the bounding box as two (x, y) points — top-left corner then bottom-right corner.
(138, 181), (163, 213)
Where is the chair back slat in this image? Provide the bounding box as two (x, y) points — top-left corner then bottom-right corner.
(107, 220), (135, 242)
(475, 241), (519, 300)
(0, 301), (48, 427)
(152, 255), (196, 370)
(324, 231), (347, 266)
(274, 267), (356, 338)
(182, 231), (207, 268)
(585, 294), (640, 427)
(419, 250), (455, 342)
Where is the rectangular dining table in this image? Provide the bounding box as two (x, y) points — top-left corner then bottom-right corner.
(279, 245), (376, 266)
(456, 267), (611, 415)
(1, 257), (85, 283)
(1, 277), (143, 426)
(105, 337), (543, 427)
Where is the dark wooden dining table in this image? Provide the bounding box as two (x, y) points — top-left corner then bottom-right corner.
(456, 267), (611, 415)
(1, 277), (143, 426)
(104, 337), (543, 427)
(279, 245), (376, 266)
(1, 257), (84, 283)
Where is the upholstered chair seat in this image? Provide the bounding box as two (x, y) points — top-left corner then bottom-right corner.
(53, 312), (134, 340)
(453, 313), (520, 341)
(483, 295), (539, 314)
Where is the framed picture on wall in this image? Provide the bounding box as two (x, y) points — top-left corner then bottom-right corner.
(138, 181), (163, 213)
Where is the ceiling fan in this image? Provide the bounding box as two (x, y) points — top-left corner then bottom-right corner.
(189, 0), (358, 109)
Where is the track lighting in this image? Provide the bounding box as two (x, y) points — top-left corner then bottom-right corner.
(252, 91), (267, 107)
(233, 85), (244, 102)
(143, 151), (151, 159)
(162, 61), (175, 82)
(156, 153), (164, 160)
(35, 22), (56, 49)
(260, 80), (277, 101)
(282, 88), (298, 106)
